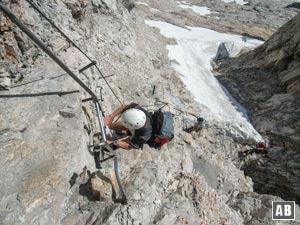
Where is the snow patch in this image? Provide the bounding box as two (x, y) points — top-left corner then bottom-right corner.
(178, 4), (213, 16)
(150, 7), (161, 13)
(135, 1), (149, 7)
(145, 20), (264, 143)
(221, 0), (248, 5)
(135, 1), (161, 12)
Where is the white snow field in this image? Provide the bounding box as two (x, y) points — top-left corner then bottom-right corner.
(145, 20), (264, 144)
(178, 3), (213, 16)
(221, 0), (248, 5)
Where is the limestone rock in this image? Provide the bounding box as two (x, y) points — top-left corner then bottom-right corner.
(121, 0), (135, 12)
(217, 13), (300, 204)
(59, 107), (76, 118)
(92, 0), (118, 14)
(0, 1), (299, 225)
(90, 175), (111, 201)
(0, 74), (11, 89)
(230, 192), (300, 225)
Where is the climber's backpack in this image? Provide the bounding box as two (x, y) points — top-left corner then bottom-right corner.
(147, 109), (174, 149)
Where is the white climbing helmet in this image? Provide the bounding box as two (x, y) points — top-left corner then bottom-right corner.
(121, 108), (146, 130)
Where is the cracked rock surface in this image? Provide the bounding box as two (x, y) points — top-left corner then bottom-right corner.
(0, 0), (299, 224)
(217, 13), (300, 205)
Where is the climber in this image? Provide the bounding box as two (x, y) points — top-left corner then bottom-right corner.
(104, 102), (175, 150)
(104, 103), (152, 150)
(183, 114), (207, 133)
(238, 141), (270, 158)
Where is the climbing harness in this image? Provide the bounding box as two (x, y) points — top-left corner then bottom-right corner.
(0, 1), (127, 204)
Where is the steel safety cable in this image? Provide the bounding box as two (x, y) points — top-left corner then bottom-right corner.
(25, 0), (123, 105)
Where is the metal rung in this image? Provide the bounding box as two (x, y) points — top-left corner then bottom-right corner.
(94, 151), (101, 169)
(99, 74), (115, 79)
(79, 61), (96, 73)
(100, 155), (115, 163)
(82, 97), (93, 102)
(89, 142), (107, 149)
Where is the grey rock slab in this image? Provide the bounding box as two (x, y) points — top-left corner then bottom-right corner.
(2, 1), (298, 224)
(217, 13), (300, 205)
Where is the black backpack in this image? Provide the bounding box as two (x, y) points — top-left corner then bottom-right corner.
(147, 109), (174, 149)
(125, 103), (174, 149)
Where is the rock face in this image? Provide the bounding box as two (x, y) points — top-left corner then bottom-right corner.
(140, 0), (299, 41)
(0, 0), (300, 225)
(217, 13), (300, 204)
